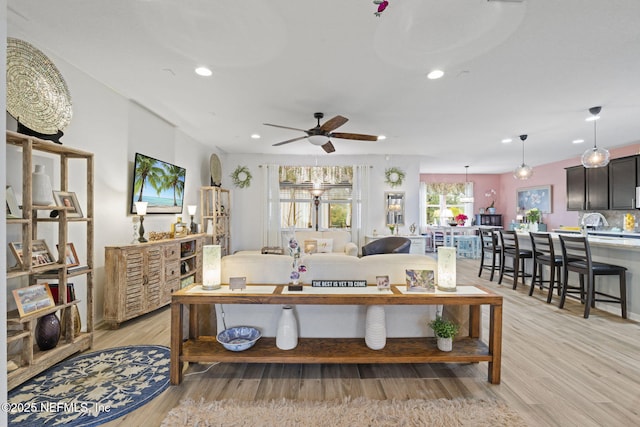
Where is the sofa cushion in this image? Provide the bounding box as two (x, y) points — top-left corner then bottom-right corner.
(293, 230), (357, 256)
(316, 238), (333, 253)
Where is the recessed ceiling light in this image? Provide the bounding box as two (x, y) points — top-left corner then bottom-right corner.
(251, 134), (261, 139)
(195, 66), (212, 77)
(427, 70), (444, 80)
(377, 135), (387, 140)
(501, 138), (512, 143)
(573, 139), (585, 144)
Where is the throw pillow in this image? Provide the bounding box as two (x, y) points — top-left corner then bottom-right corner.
(303, 240), (317, 254)
(315, 238), (333, 253)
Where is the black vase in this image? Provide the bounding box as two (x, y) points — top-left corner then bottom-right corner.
(35, 313), (61, 351)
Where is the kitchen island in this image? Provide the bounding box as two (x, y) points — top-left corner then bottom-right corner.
(518, 231), (639, 320)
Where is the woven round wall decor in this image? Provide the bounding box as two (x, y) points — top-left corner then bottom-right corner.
(6, 37), (73, 134)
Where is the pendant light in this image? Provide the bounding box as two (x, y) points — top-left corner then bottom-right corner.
(460, 165), (474, 203)
(513, 134), (533, 180)
(581, 106), (610, 168)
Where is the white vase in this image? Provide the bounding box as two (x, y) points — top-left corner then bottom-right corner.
(32, 164), (53, 206)
(276, 305), (298, 350)
(437, 337), (453, 352)
(530, 222), (539, 232)
(365, 305), (386, 350)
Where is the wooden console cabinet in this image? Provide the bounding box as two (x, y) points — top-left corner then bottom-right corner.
(104, 234), (204, 328)
(170, 284), (503, 385)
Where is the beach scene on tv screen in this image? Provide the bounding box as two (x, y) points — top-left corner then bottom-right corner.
(131, 154), (185, 214)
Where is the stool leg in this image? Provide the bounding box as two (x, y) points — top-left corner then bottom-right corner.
(559, 267), (568, 309)
(490, 251), (497, 282)
(529, 260), (538, 296)
(498, 253), (505, 284)
(546, 264), (556, 304)
(512, 256), (520, 290)
(478, 249), (484, 277)
(583, 273), (594, 319)
(620, 271), (627, 319)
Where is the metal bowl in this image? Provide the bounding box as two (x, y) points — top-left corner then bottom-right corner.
(216, 326), (261, 352)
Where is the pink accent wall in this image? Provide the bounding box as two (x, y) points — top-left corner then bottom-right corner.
(422, 144), (640, 230)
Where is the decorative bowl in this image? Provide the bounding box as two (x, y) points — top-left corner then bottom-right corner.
(217, 326), (261, 352)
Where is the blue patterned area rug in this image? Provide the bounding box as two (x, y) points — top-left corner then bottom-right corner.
(8, 345), (170, 426)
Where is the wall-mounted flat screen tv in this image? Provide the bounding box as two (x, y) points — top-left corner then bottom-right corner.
(130, 153), (186, 214)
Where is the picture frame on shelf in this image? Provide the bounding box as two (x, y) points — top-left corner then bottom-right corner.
(8, 241), (24, 268)
(32, 239), (57, 267)
(57, 242), (79, 267)
(405, 269), (436, 292)
(52, 190), (83, 218)
(376, 275), (390, 291)
(6, 185), (20, 219)
(12, 283), (56, 318)
(516, 185), (552, 214)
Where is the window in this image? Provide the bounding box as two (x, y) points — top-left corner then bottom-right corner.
(279, 166), (352, 230)
(425, 182), (472, 225)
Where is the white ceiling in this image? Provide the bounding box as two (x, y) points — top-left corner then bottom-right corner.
(7, 0), (640, 173)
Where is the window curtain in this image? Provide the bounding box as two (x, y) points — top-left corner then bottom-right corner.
(419, 182), (427, 233)
(261, 164), (281, 247)
(352, 165), (370, 252)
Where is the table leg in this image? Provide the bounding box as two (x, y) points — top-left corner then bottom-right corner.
(170, 301), (184, 385)
(488, 303), (503, 384)
(188, 303), (199, 339)
(469, 305), (480, 338)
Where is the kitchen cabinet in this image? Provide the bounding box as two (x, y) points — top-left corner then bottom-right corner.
(609, 156), (637, 210)
(566, 165), (609, 210)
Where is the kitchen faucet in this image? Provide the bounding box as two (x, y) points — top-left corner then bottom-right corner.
(581, 212), (609, 228)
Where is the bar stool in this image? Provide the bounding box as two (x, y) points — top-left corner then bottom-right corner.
(478, 228), (501, 281)
(498, 230), (533, 290)
(529, 232), (563, 303)
(558, 235), (627, 319)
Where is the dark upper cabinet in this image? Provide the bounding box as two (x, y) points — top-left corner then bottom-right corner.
(566, 166), (585, 211)
(566, 165), (609, 211)
(586, 167), (609, 210)
(609, 156), (637, 210)
(475, 214), (502, 226)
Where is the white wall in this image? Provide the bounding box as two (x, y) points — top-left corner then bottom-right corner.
(222, 153), (421, 253)
(3, 42), (218, 326)
(1, 0), (8, 416)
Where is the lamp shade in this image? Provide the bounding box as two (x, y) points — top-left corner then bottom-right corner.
(437, 246), (457, 292)
(513, 164), (533, 180)
(581, 147), (610, 168)
(187, 204), (197, 215)
(135, 201), (148, 216)
(202, 245), (221, 290)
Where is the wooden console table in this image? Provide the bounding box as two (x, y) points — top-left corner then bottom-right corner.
(170, 284), (503, 385)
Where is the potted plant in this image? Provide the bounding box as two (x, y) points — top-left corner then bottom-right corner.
(455, 213), (468, 226)
(429, 315), (460, 352)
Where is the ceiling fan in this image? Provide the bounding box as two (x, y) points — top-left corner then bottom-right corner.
(264, 112), (379, 153)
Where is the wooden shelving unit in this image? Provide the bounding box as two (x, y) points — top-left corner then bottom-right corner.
(5, 130), (94, 390)
(200, 187), (231, 255)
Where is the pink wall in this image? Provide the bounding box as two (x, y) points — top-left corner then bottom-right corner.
(422, 144), (640, 229)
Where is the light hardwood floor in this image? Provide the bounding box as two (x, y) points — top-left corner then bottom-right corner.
(97, 257), (640, 427)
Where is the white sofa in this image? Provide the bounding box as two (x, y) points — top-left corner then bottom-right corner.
(218, 252), (467, 338)
(287, 230), (358, 257)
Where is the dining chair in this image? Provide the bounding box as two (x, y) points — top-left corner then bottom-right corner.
(529, 232), (563, 303)
(558, 235), (627, 319)
(498, 230), (533, 289)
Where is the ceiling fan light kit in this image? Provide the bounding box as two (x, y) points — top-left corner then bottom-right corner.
(264, 112), (378, 154)
(513, 134), (533, 180)
(581, 106), (610, 168)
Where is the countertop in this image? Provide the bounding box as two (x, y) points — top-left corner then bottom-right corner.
(520, 230), (640, 250)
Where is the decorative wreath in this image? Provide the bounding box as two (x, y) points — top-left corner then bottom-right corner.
(231, 165), (252, 188)
(385, 167), (405, 188)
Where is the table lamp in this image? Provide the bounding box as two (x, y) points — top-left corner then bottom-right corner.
(437, 246), (456, 292)
(202, 245), (221, 290)
(187, 205), (197, 234)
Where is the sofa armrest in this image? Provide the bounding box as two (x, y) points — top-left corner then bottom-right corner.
(344, 242), (358, 257)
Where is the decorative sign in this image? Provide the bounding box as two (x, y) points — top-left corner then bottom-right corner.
(312, 280), (367, 288)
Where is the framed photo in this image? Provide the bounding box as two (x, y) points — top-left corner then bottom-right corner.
(8, 241), (24, 268)
(52, 191), (83, 218)
(304, 240), (317, 254)
(516, 185), (552, 214)
(376, 275), (390, 290)
(57, 242), (79, 267)
(31, 239), (56, 267)
(406, 269), (436, 292)
(12, 283), (56, 317)
(6, 185), (20, 219)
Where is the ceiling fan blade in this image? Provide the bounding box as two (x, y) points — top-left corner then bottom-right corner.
(329, 132), (378, 141)
(264, 123), (309, 132)
(272, 135), (309, 146)
(319, 115), (348, 132)
(321, 141), (336, 153)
